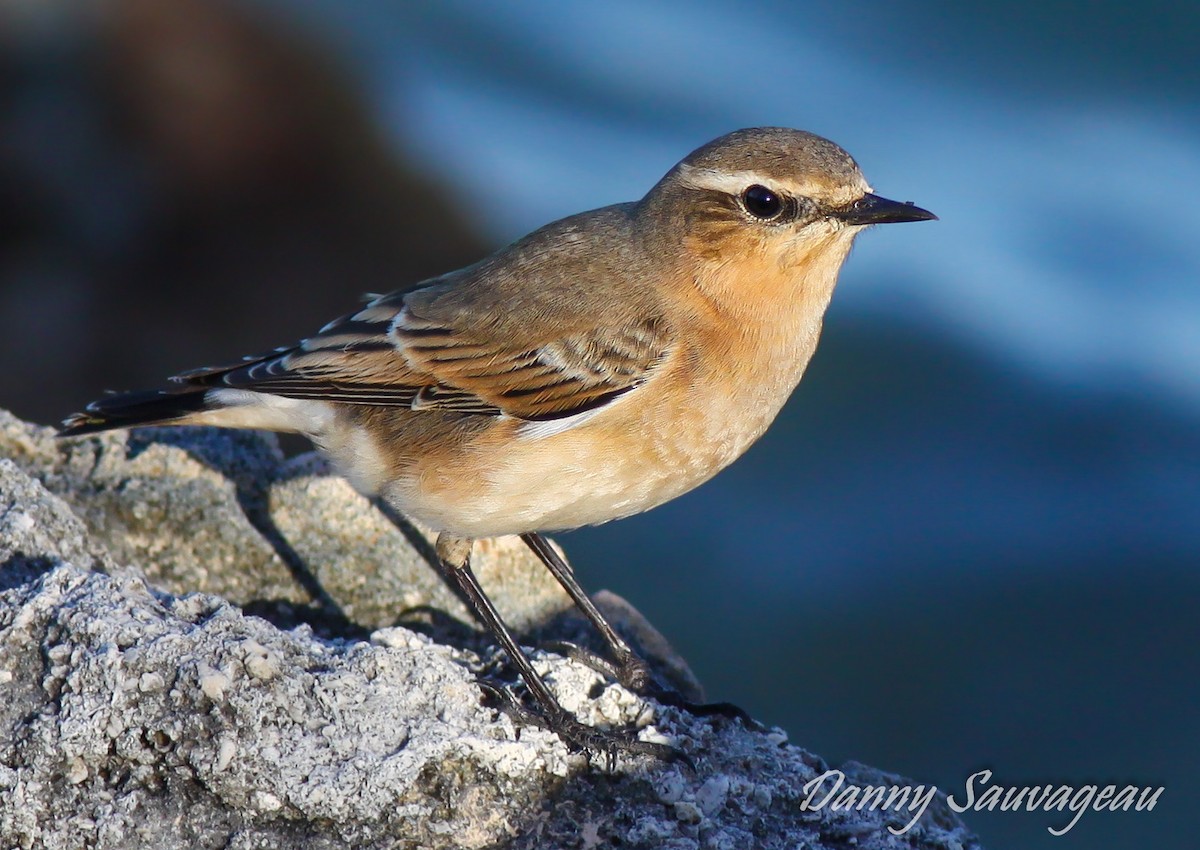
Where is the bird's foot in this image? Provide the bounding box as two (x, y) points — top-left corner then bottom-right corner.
(478, 681), (688, 769)
(545, 639), (650, 690)
(644, 686), (764, 731)
(545, 640), (764, 731)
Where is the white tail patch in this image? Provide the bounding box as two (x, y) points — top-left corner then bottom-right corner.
(203, 389), (336, 435)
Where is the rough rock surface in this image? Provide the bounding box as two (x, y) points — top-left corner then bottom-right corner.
(0, 411), (700, 695)
(0, 410), (982, 849)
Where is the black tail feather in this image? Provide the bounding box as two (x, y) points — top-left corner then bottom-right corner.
(58, 389), (210, 437)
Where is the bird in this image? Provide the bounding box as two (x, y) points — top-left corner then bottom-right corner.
(61, 127), (936, 757)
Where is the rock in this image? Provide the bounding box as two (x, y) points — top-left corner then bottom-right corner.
(0, 410), (983, 849)
(0, 410), (700, 692)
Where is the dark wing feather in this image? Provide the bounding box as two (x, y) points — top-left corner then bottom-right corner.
(394, 303), (668, 420)
(166, 303), (439, 406)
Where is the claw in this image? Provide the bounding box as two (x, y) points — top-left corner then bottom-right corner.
(476, 678), (684, 767)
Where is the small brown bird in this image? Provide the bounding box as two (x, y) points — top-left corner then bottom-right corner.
(61, 127), (935, 755)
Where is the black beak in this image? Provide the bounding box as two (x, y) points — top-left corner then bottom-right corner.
(835, 193), (937, 226)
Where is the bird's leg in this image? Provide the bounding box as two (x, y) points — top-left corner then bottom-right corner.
(519, 532), (653, 690)
(519, 532), (761, 729)
(433, 533), (677, 762)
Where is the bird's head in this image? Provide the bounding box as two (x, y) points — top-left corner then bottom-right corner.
(638, 127), (935, 307)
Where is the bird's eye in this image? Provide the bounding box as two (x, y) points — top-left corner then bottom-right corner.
(741, 185), (786, 221)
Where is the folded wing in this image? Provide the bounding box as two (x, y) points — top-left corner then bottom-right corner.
(174, 280), (671, 423)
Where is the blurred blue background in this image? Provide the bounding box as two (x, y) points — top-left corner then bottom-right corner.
(3, 2), (1197, 847)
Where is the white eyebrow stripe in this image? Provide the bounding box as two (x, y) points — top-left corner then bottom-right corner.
(677, 164), (784, 195)
(677, 164), (872, 210)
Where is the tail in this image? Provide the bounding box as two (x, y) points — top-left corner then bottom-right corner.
(59, 389), (211, 437)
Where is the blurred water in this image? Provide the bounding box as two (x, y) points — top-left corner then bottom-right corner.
(269, 0), (1200, 410)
